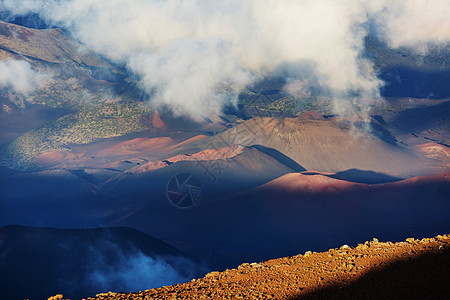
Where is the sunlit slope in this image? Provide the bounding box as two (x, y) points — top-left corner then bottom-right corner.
(212, 117), (428, 177)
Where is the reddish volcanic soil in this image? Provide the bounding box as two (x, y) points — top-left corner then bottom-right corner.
(132, 145), (245, 173)
(252, 171), (450, 200)
(33, 137), (175, 168)
(254, 172), (364, 194)
(178, 135), (209, 144)
(96, 137), (174, 157)
(78, 234), (450, 300)
(298, 110), (325, 120)
(34, 151), (78, 168)
(150, 111), (168, 130)
(212, 117), (431, 177)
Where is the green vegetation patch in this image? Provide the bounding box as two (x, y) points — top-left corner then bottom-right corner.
(0, 101), (151, 170)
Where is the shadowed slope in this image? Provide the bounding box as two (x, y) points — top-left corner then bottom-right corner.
(0, 225), (202, 300)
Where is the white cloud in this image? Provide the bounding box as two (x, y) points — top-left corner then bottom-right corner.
(369, 0), (450, 49)
(0, 59), (48, 95)
(2, 0), (449, 119)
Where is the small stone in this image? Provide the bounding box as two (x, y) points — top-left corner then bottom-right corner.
(357, 244), (369, 250)
(238, 263), (249, 269)
(304, 251), (312, 257)
(406, 238), (415, 244)
(205, 271), (220, 278)
(340, 244), (351, 250)
(372, 238), (379, 243)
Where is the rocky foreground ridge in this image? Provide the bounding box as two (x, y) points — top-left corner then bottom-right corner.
(53, 234), (449, 300)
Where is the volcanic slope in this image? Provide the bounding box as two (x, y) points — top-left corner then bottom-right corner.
(212, 116), (431, 177)
(83, 234), (450, 300)
(100, 144), (305, 204)
(0, 20), (109, 67)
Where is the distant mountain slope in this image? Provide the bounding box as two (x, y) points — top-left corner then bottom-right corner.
(100, 145), (305, 204)
(365, 36), (450, 98)
(373, 99), (450, 147)
(0, 11), (52, 30)
(254, 171), (450, 196)
(0, 20), (109, 68)
(0, 225), (201, 300)
(212, 117), (429, 177)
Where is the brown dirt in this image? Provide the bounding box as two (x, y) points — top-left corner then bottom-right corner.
(298, 110), (324, 120)
(150, 112), (168, 130)
(212, 117), (431, 177)
(77, 234), (450, 300)
(167, 135), (209, 150)
(0, 20), (110, 67)
(34, 151), (80, 168)
(96, 137), (174, 157)
(132, 145), (245, 174)
(254, 171), (450, 195)
(254, 172), (364, 194)
(33, 137), (174, 169)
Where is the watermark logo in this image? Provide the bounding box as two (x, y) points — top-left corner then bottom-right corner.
(166, 90), (279, 208)
(166, 173), (203, 209)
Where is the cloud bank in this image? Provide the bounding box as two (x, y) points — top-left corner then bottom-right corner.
(2, 0), (450, 119)
(370, 1), (450, 50)
(0, 59), (48, 95)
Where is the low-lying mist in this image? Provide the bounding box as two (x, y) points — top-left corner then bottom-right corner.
(84, 245), (200, 296)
